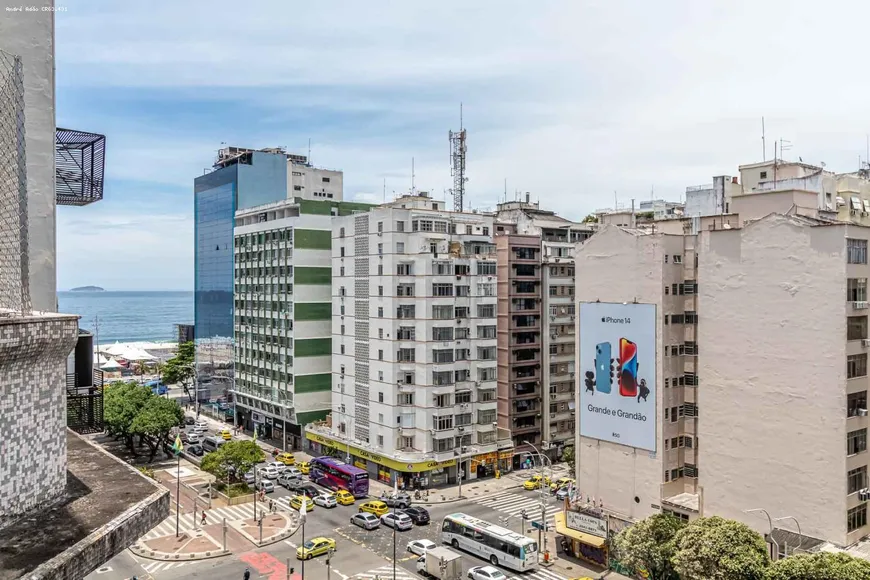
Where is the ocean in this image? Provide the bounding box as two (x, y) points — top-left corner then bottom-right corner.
(57, 291), (194, 344)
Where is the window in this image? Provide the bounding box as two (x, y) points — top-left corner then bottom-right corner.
(673, 255), (682, 264)
(377, 221), (383, 233)
(397, 305), (416, 319)
(433, 261), (451, 275)
(378, 243), (383, 255)
(478, 283), (495, 297)
(293, 185), (303, 191)
(477, 304), (495, 318)
(456, 327), (470, 339)
(435, 416), (454, 430)
(418, 220), (433, 232)
(433, 283), (454, 296)
(455, 391), (472, 404)
(849, 466), (867, 494)
(433, 305), (454, 319)
(433, 371), (454, 385)
(848, 428), (867, 455)
(322, 177), (331, 183)
(378, 392), (384, 403)
(849, 278), (868, 302)
(760, 171), (768, 179)
(478, 346), (496, 360)
(477, 325), (497, 339)
(396, 221), (405, 232)
(378, 285), (384, 297)
(339, 227), (345, 238)
(849, 354), (868, 379)
(397, 348), (416, 362)
(433, 327), (454, 341)
(397, 263), (413, 276)
(849, 239), (868, 264)
(434, 221), (448, 233)
(377, 264), (383, 275)
(477, 261), (497, 276)
(434, 349), (454, 363)
(849, 505), (867, 532)
(340, 246), (345, 257)
(849, 391), (868, 417)
(377, 307), (384, 318)
(399, 393), (414, 405)
(435, 394), (451, 407)
(850, 316), (869, 341)
(377, 435), (384, 446)
(455, 348), (470, 361)
(434, 438), (452, 452)
(482, 227), (489, 236)
(402, 373), (415, 385)
(339, 266), (345, 277)
(478, 367), (496, 381)
(455, 413), (472, 427)
(479, 389), (496, 402)
(396, 242), (405, 253)
(378, 350), (384, 361)
(397, 326), (415, 340)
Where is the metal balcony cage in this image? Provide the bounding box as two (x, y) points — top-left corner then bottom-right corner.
(66, 369), (104, 434)
(55, 128), (105, 206)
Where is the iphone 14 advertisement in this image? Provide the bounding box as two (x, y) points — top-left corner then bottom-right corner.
(595, 342), (611, 393)
(618, 338), (638, 397)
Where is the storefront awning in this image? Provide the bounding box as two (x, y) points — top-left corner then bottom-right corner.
(553, 512), (606, 548)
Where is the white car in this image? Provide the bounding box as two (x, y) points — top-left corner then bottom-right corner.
(283, 467), (303, 479)
(406, 539), (437, 556)
(266, 461), (287, 474)
(468, 567), (507, 580)
(259, 465), (280, 479)
(192, 425), (208, 435)
(381, 512), (413, 531)
(255, 479), (275, 493)
(187, 432), (202, 444)
(313, 493), (337, 508)
(243, 471), (256, 485)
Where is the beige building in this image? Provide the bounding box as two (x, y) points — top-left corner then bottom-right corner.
(574, 203), (870, 551)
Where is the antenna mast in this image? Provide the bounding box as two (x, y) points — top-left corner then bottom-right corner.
(761, 117), (766, 161)
(449, 103), (468, 212)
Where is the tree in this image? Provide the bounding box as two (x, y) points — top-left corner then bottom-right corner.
(162, 341), (195, 402)
(672, 516), (770, 580)
(201, 440), (264, 484)
(130, 396), (183, 462)
(561, 445), (575, 473)
(765, 551), (870, 580)
(582, 213), (599, 223)
(104, 381), (153, 453)
(612, 513), (685, 580)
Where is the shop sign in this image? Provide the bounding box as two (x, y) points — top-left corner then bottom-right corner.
(567, 510), (608, 538)
(305, 431), (456, 472)
(265, 417), (273, 425)
(498, 450), (513, 460)
(252, 412), (263, 423)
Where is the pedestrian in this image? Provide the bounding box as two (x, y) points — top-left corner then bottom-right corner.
(201, 510), (207, 526)
(243, 568), (250, 580)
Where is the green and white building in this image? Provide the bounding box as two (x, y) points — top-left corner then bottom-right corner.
(233, 197), (372, 449)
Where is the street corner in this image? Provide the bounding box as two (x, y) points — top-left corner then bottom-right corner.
(230, 512), (298, 546)
(131, 529), (229, 561)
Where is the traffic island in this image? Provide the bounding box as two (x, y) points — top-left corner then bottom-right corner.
(228, 512), (299, 546)
(130, 528), (229, 561)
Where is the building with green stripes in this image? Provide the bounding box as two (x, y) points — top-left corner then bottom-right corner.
(232, 196), (373, 449)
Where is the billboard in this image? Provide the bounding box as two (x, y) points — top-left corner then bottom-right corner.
(579, 302), (656, 451)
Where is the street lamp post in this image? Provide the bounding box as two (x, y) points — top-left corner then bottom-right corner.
(744, 508), (779, 560)
(773, 516), (803, 557)
(523, 440), (552, 562)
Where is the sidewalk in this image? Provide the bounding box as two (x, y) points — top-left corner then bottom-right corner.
(130, 521), (230, 562)
(228, 511), (300, 546)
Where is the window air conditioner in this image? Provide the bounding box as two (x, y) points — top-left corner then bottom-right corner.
(856, 301), (869, 310)
(864, 339), (870, 348)
(860, 488), (870, 501)
(858, 408), (869, 417)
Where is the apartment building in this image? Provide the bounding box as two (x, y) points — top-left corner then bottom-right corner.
(232, 197), (372, 450)
(573, 202), (870, 554)
(493, 198), (594, 462)
(308, 192), (510, 488)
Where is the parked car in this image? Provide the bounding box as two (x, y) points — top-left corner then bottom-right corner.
(550, 477), (574, 492)
(350, 512), (380, 530)
(400, 506), (430, 525)
(359, 501), (389, 517)
(334, 490), (356, 506)
(194, 419), (208, 429)
(183, 416), (195, 425)
(283, 467), (303, 479)
(276, 452), (296, 466)
(243, 471), (256, 485)
(555, 486), (572, 501)
(298, 484), (322, 499)
(278, 473), (303, 490)
(266, 461), (287, 474)
(256, 479), (275, 493)
(313, 493), (337, 508)
(523, 475), (551, 490)
(296, 537), (336, 560)
(381, 512), (413, 531)
(468, 566), (507, 580)
(289, 495), (315, 512)
(219, 429), (232, 441)
(383, 492), (413, 509)
(187, 443), (204, 457)
(406, 539), (437, 556)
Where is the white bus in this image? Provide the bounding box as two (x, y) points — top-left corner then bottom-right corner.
(441, 513), (539, 572)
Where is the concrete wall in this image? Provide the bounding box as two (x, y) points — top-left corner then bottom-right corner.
(697, 215), (850, 544)
(730, 189), (819, 222)
(0, 1), (57, 312)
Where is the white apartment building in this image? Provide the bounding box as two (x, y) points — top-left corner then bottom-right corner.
(573, 205), (870, 554)
(314, 193), (507, 487)
(287, 154), (344, 201)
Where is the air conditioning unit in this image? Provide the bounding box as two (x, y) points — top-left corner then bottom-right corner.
(858, 408), (869, 417)
(864, 339), (870, 348)
(551, 394), (556, 400)
(860, 488), (870, 501)
(856, 301), (870, 310)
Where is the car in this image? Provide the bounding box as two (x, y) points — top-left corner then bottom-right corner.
(359, 500), (389, 517)
(555, 486), (572, 501)
(382, 492), (413, 509)
(298, 484), (322, 499)
(297, 461), (310, 475)
(187, 443), (204, 457)
(219, 429), (232, 441)
(184, 416), (195, 425)
(256, 479), (275, 493)
(550, 477), (574, 492)
(289, 495), (315, 512)
(266, 461), (287, 474)
(313, 493), (337, 508)
(283, 467), (303, 479)
(400, 506), (430, 525)
(350, 512), (380, 530)
(276, 452), (296, 466)
(296, 537), (336, 560)
(243, 471), (256, 485)
(523, 474), (551, 490)
(187, 432), (202, 444)
(192, 425), (208, 435)
(468, 566), (508, 580)
(334, 490), (355, 505)
(406, 539), (437, 555)
(278, 472), (303, 490)
(259, 465), (281, 479)
(381, 512), (413, 531)
(178, 431), (189, 443)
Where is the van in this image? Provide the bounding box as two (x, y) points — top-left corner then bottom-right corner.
(202, 435), (225, 452)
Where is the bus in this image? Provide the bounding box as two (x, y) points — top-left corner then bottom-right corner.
(309, 456), (369, 498)
(441, 513), (539, 572)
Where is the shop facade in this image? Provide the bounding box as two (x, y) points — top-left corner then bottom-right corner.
(554, 508), (609, 567)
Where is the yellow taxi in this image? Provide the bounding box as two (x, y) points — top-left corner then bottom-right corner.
(335, 489), (356, 506)
(219, 429), (232, 441)
(296, 536), (336, 560)
(276, 452), (296, 466)
(550, 477), (574, 491)
(358, 500), (389, 517)
(523, 474), (551, 490)
(298, 461), (310, 475)
(289, 495), (315, 512)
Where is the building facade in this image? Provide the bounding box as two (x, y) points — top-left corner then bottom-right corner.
(232, 197), (371, 450)
(309, 193), (509, 487)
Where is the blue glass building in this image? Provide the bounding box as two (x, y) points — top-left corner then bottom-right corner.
(194, 149), (288, 398)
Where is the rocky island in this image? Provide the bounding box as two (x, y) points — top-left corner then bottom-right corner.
(69, 286), (105, 292)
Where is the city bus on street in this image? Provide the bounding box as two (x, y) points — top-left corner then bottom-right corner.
(309, 456), (369, 498)
(441, 513), (539, 572)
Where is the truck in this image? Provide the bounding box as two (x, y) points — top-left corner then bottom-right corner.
(416, 546), (463, 580)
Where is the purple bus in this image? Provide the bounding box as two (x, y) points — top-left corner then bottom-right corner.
(309, 456), (369, 498)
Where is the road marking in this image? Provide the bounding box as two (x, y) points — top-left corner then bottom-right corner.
(351, 565), (421, 580)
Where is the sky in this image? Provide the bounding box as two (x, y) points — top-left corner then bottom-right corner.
(54, 0), (870, 291)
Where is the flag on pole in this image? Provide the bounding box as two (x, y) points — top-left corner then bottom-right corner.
(171, 433), (183, 455)
(299, 495), (307, 521)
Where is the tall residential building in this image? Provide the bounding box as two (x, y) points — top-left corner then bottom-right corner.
(232, 197), (372, 449)
(195, 147), (343, 401)
(572, 188), (870, 556)
(493, 198), (593, 462)
(306, 192), (510, 488)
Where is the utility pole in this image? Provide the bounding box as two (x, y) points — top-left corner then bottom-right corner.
(327, 547), (334, 580)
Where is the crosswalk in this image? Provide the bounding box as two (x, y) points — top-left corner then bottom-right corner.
(522, 568), (570, 580)
(478, 491), (562, 528)
(352, 565), (420, 580)
(139, 560), (195, 574)
(142, 504), (259, 539)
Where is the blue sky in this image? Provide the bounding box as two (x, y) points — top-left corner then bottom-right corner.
(55, 0), (870, 290)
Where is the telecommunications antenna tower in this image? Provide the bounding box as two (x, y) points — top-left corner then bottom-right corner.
(449, 104), (467, 212)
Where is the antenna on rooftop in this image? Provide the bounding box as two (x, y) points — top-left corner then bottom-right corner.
(383, 178), (386, 202)
(308, 138), (311, 165)
(761, 117), (766, 161)
(411, 157), (416, 194)
(449, 103), (468, 212)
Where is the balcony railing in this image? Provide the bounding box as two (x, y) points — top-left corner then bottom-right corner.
(66, 369), (104, 434)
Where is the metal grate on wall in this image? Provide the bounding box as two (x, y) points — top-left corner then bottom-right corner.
(55, 127), (106, 206)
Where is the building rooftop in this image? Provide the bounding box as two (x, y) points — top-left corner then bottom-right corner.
(0, 432), (168, 580)
(661, 492), (700, 512)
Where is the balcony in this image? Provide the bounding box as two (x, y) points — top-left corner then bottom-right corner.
(513, 403), (538, 417)
(513, 348), (541, 364)
(55, 128), (106, 206)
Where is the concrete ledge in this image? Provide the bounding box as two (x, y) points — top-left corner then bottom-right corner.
(129, 542), (231, 562)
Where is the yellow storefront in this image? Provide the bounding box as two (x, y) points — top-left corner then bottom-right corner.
(553, 511), (608, 567)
